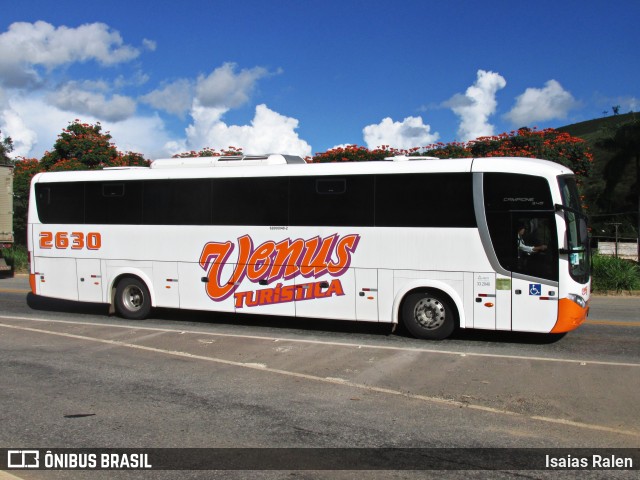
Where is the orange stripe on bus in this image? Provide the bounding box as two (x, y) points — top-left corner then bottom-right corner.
(29, 273), (37, 294)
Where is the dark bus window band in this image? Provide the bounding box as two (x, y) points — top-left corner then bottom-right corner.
(34, 173), (477, 228)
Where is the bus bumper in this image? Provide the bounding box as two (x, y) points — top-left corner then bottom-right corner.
(551, 297), (590, 333)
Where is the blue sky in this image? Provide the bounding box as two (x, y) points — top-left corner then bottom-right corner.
(0, 0), (638, 159)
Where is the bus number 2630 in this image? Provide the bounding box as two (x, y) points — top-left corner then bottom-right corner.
(39, 231), (102, 250)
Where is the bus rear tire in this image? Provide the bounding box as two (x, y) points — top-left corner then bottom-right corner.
(115, 277), (151, 320)
(401, 291), (456, 340)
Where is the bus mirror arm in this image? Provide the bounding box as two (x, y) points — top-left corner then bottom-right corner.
(555, 203), (588, 220)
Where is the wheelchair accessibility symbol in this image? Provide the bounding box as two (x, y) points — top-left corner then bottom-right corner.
(529, 283), (542, 296)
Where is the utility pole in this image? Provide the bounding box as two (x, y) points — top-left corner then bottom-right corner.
(606, 223), (622, 257)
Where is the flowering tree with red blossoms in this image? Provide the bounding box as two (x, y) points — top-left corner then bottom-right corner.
(40, 120), (149, 171)
(311, 128), (593, 180)
(172, 147), (244, 158)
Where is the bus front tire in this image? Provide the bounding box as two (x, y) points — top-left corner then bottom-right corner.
(115, 277), (151, 320)
(401, 291), (456, 340)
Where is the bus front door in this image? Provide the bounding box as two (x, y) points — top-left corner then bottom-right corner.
(511, 278), (558, 333)
(510, 213), (559, 333)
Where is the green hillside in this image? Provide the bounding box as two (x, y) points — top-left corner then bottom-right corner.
(557, 112), (638, 241)
(558, 112), (638, 141)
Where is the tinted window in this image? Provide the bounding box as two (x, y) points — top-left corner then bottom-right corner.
(316, 178), (346, 194)
(85, 181), (143, 224)
(144, 179), (211, 225)
(35, 182), (85, 224)
(376, 173), (476, 227)
(213, 177), (288, 225)
(484, 173), (553, 211)
(484, 173), (558, 281)
(290, 175), (374, 227)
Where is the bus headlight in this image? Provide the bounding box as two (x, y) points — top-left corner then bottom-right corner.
(567, 293), (587, 309)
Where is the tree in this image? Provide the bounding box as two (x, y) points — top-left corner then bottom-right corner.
(173, 147), (244, 158)
(40, 120), (120, 170)
(465, 128), (593, 178)
(0, 131), (13, 165)
(310, 128), (593, 181)
(596, 120), (640, 261)
(312, 145), (405, 163)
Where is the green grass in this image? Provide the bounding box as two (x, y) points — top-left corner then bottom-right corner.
(1, 244), (29, 274)
(591, 254), (640, 293)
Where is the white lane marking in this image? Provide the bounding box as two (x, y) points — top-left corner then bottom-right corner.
(1, 314), (639, 368)
(0, 472), (27, 480)
(0, 320), (638, 438)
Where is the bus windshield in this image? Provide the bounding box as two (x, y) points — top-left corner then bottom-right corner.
(558, 175), (590, 284)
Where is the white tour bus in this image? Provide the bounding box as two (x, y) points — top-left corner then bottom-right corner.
(27, 154), (591, 339)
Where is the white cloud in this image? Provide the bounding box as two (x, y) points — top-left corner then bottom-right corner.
(49, 82), (137, 122)
(195, 62), (269, 109)
(0, 106), (39, 157)
(0, 94), (70, 156)
(186, 102), (311, 157)
(114, 71), (150, 89)
(0, 21), (308, 160)
(620, 96), (640, 112)
(0, 21), (142, 87)
(362, 116), (439, 149)
(106, 114), (175, 159)
(142, 39), (157, 52)
(328, 144), (354, 151)
(445, 69), (506, 141)
(505, 80), (579, 126)
(140, 79), (193, 117)
(0, 93), (175, 159)
(141, 62), (275, 118)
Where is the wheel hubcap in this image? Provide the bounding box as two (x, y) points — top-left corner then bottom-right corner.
(413, 297), (445, 330)
(123, 285), (144, 311)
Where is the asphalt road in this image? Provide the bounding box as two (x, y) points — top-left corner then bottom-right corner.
(0, 275), (638, 479)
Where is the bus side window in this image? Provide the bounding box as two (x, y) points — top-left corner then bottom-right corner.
(102, 183), (125, 197)
(290, 176), (374, 227)
(376, 173), (476, 228)
(316, 178), (346, 194)
(212, 177), (289, 226)
(86, 181), (143, 224)
(144, 179), (212, 225)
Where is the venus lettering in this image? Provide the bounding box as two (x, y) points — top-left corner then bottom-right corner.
(199, 233), (360, 305)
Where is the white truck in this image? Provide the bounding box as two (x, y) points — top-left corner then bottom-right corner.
(0, 163), (13, 273)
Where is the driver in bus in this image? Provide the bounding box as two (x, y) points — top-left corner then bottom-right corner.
(517, 223), (547, 259)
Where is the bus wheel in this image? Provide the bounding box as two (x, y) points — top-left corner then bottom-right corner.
(402, 291), (456, 340)
(115, 277), (151, 320)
